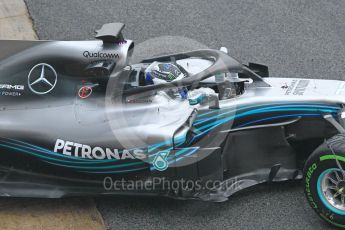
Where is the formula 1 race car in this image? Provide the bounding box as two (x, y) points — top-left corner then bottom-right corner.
(1, 22), (345, 227)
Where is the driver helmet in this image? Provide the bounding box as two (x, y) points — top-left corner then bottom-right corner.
(145, 62), (185, 85)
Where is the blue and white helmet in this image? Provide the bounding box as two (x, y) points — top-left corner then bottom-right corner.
(145, 62), (186, 85)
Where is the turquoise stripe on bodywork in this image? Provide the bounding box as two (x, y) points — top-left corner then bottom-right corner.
(194, 107), (337, 138)
(195, 103), (339, 120)
(194, 104), (338, 125)
(0, 103), (339, 173)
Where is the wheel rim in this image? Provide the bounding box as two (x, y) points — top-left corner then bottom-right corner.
(319, 168), (345, 212)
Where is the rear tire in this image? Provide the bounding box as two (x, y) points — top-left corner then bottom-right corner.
(303, 134), (345, 228)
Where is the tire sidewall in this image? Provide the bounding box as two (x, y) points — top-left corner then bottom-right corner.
(304, 146), (345, 228)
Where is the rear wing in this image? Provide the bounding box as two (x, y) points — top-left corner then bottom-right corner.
(95, 22), (125, 43)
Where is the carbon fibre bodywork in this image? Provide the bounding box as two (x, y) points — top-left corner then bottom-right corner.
(0, 23), (344, 201)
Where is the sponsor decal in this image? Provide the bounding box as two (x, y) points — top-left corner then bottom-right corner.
(83, 51), (119, 59)
(285, 79), (309, 95)
(0, 84), (24, 90)
(78, 86), (92, 99)
(281, 83), (288, 89)
(305, 163), (318, 209)
(0, 84), (24, 97)
(1, 91), (22, 97)
(293, 80), (309, 95)
(336, 82), (345, 95)
(54, 139), (147, 160)
(285, 80), (297, 95)
(152, 150), (170, 171)
(28, 63), (57, 95)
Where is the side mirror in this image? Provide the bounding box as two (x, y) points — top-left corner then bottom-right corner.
(208, 94), (220, 109)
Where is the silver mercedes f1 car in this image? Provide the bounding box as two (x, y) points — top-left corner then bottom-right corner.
(1, 22), (345, 227)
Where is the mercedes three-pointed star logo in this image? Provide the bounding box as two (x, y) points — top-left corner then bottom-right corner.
(28, 63), (57, 95)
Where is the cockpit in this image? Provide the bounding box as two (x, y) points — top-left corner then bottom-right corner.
(115, 48), (270, 108)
